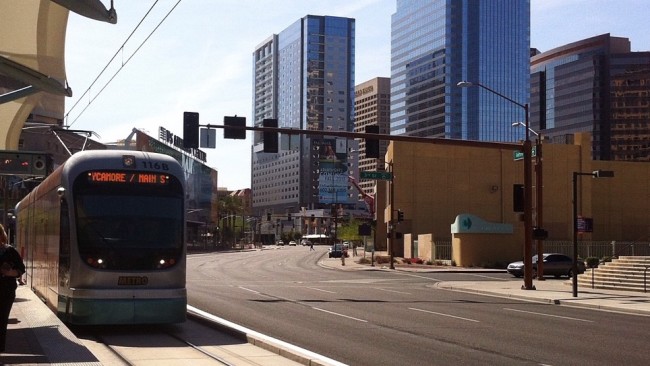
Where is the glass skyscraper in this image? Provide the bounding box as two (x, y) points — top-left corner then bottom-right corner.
(391, 0), (530, 142)
(251, 16), (357, 217)
(531, 34), (650, 161)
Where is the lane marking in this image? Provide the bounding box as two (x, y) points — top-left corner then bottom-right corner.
(394, 272), (444, 281)
(409, 307), (480, 323)
(374, 288), (412, 295)
(188, 306), (347, 366)
(464, 273), (509, 280)
(238, 286), (261, 294)
(503, 308), (594, 323)
(313, 308), (368, 322)
(306, 287), (337, 294)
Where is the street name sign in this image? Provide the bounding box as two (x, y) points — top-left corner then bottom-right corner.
(360, 171), (393, 180)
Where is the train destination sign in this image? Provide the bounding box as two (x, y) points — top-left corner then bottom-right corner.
(88, 171), (170, 185)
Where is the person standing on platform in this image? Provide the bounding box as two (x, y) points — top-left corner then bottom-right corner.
(0, 223), (25, 353)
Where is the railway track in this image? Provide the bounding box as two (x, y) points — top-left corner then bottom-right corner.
(70, 317), (264, 365)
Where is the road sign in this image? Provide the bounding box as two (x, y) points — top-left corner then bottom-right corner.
(513, 146), (537, 161)
(360, 171), (393, 180)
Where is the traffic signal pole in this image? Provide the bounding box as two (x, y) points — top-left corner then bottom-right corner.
(389, 161), (395, 270)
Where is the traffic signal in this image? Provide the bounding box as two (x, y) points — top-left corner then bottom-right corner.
(267, 212), (271, 221)
(365, 125), (380, 159)
(358, 223), (371, 236)
(263, 118), (279, 153)
(224, 116), (246, 139)
(397, 210), (404, 222)
(183, 112), (199, 149)
(513, 184), (524, 212)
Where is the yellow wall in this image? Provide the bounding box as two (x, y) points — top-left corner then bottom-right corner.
(387, 133), (650, 262)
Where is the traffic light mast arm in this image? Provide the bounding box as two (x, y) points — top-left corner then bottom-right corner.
(204, 124), (522, 151)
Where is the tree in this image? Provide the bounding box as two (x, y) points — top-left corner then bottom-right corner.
(218, 195), (244, 246)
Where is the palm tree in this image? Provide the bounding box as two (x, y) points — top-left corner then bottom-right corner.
(218, 195), (244, 246)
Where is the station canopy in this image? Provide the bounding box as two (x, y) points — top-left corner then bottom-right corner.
(0, 0), (116, 150)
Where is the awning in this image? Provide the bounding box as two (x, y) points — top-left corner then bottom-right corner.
(0, 0), (116, 150)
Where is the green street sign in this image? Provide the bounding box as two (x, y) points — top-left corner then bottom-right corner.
(513, 146), (537, 161)
(360, 171), (393, 180)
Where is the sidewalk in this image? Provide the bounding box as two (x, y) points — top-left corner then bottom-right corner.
(320, 253), (650, 316)
(2, 286), (101, 365)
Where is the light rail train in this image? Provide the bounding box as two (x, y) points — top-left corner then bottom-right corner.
(16, 150), (187, 324)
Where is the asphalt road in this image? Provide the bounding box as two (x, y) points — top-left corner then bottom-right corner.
(187, 246), (650, 366)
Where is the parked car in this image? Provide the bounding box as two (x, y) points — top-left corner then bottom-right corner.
(328, 244), (348, 258)
(289, 240), (297, 246)
(276, 240), (284, 246)
(507, 253), (586, 278)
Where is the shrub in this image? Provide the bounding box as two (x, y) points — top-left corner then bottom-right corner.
(357, 257), (371, 265)
(585, 257), (600, 268)
(374, 255), (391, 264)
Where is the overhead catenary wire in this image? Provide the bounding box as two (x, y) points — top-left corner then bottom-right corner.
(65, 0), (182, 128)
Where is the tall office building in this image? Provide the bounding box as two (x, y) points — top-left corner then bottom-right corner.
(531, 33), (650, 161)
(391, 0), (530, 142)
(354, 77), (390, 196)
(251, 16), (357, 217)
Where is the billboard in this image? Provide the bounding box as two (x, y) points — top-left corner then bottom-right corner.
(314, 138), (349, 205)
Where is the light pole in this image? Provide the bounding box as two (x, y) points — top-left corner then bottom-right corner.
(513, 121), (545, 280)
(387, 161), (395, 270)
(572, 170), (614, 297)
(457, 81), (534, 290)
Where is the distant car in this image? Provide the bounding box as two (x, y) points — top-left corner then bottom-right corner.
(328, 244), (348, 258)
(289, 240), (297, 246)
(507, 253), (586, 278)
(301, 240), (312, 246)
(276, 240), (284, 246)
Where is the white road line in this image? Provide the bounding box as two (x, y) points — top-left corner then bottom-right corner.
(313, 307), (368, 322)
(464, 273), (508, 280)
(306, 287), (337, 294)
(238, 286), (261, 294)
(374, 287), (412, 295)
(409, 307), (480, 323)
(503, 308), (594, 323)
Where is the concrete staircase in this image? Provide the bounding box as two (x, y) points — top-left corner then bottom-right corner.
(577, 256), (650, 292)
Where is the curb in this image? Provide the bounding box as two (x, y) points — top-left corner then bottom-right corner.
(434, 282), (650, 316)
(187, 306), (346, 366)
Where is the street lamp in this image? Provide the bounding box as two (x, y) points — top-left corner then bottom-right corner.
(572, 170), (614, 297)
(512, 121), (545, 280)
(458, 81), (535, 290)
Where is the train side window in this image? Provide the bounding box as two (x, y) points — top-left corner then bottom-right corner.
(59, 199), (71, 286)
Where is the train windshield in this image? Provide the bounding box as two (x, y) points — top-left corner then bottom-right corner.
(73, 171), (184, 271)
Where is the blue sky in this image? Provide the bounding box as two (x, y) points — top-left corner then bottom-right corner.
(63, 0), (650, 188)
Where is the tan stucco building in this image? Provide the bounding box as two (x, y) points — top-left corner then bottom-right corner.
(383, 133), (649, 266)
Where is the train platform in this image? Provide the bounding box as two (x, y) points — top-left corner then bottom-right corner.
(2, 285), (100, 365)
(1, 286), (334, 366)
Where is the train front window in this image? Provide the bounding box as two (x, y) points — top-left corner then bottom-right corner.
(74, 172), (184, 271)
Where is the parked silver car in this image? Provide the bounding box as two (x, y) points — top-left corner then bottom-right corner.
(507, 253), (586, 278)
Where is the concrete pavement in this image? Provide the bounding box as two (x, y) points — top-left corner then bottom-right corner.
(4, 249), (648, 365)
(320, 252), (650, 316)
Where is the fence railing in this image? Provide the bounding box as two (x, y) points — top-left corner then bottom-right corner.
(433, 239), (452, 261)
(430, 240), (650, 261)
(540, 241), (650, 259)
